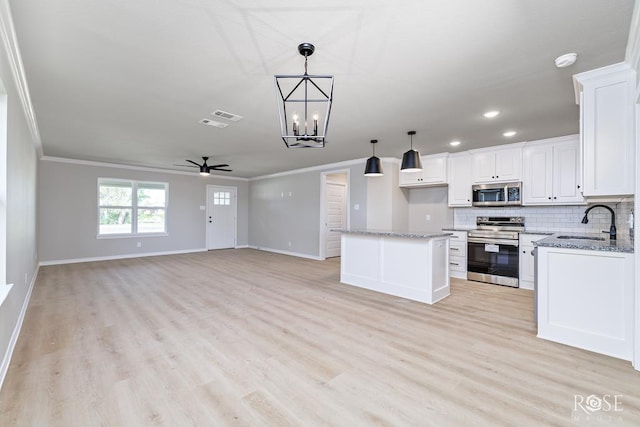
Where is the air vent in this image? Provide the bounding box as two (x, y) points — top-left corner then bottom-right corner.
(199, 118), (228, 128)
(212, 109), (243, 122)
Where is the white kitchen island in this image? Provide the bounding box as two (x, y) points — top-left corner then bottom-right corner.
(337, 229), (452, 304)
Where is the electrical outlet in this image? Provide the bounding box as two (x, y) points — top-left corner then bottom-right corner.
(137, 242), (142, 248)
(425, 214), (431, 221)
(288, 241), (292, 247)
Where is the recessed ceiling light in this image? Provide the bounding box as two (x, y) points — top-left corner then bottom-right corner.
(483, 110), (500, 118)
(503, 131), (517, 137)
(554, 53), (577, 68)
(450, 140), (461, 146)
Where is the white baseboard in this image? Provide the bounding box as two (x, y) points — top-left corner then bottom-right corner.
(0, 265), (39, 390)
(234, 245), (249, 249)
(248, 245), (323, 261)
(39, 248), (208, 266)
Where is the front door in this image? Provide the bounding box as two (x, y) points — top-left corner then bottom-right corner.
(206, 185), (237, 250)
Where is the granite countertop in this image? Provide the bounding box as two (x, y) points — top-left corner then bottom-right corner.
(535, 232), (634, 253)
(442, 227), (476, 232)
(334, 229), (453, 239)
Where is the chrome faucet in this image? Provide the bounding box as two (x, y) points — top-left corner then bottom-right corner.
(581, 204), (616, 240)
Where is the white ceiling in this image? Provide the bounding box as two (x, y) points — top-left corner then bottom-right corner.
(9, 0), (635, 178)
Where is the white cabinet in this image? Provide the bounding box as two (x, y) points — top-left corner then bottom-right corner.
(447, 153), (472, 206)
(573, 63), (635, 197)
(471, 147), (522, 183)
(522, 135), (584, 205)
(518, 234), (547, 290)
(537, 245), (634, 360)
(399, 153), (448, 187)
(447, 231), (467, 279)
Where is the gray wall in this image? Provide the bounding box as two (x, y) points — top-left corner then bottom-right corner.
(249, 162), (368, 258)
(0, 4), (40, 385)
(38, 159), (249, 262)
(366, 161), (409, 230)
(408, 186), (454, 232)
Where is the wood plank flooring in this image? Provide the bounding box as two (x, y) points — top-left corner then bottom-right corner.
(1, 248), (640, 426)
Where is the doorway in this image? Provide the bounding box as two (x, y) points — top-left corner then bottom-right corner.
(206, 185), (237, 250)
(321, 171), (349, 259)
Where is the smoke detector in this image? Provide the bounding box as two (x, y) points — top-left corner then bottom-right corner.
(555, 53), (577, 68)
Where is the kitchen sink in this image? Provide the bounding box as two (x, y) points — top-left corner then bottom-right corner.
(555, 235), (606, 241)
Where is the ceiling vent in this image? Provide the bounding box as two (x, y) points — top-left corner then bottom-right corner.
(212, 109), (243, 122)
(199, 118), (228, 128)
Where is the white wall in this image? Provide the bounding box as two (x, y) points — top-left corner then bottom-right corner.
(38, 159), (249, 263)
(408, 186), (454, 232)
(0, 0), (40, 387)
(249, 161), (368, 258)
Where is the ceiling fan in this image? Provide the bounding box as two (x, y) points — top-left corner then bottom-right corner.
(176, 156), (232, 175)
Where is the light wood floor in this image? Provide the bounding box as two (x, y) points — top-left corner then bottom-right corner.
(1, 249), (640, 426)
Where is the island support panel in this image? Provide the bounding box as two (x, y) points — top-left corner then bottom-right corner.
(340, 233), (450, 304)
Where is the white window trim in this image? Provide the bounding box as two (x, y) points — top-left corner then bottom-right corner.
(97, 178), (169, 238)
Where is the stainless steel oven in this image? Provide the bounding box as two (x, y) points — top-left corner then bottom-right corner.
(467, 216), (524, 287)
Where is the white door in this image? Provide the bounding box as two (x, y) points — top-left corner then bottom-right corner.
(325, 182), (347, 258)
(206, 185), (237, 250)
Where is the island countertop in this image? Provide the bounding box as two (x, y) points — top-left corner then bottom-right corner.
(333, 229), (453, 239)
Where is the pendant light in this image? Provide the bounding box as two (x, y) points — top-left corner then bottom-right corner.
(274, 43), (334, 148)
(364, 140), (384, 176)
(400, 130), (422, 172)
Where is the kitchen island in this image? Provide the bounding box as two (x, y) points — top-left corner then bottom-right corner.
(336, 229), (452, 304)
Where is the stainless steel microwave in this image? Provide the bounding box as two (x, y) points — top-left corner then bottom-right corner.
(472, 182), (522, 207)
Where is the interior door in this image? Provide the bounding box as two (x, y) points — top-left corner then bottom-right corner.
(325, 182), (347, 258)
(206, 185), (237, 250)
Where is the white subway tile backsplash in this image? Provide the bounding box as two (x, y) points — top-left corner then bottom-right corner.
(454, 202), (633, 236)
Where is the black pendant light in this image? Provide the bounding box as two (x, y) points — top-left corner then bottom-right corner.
(401, 130), (422, 172)
(364, 140), (384, 176)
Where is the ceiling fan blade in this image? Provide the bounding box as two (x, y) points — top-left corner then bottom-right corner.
(208, 164), (229, 168)
(173, 164), (198, 168)
(211, 168), (232, 172)
(186, 159), (201, 167)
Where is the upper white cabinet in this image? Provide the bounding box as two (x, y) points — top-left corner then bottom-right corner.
(522, 135), (584, 205)
(399, 153), (448, 187)
(573, 63), (635, 197)
(471, 147), (522, 184)
(447, 153), (472, 206)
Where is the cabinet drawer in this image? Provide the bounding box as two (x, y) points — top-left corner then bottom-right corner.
(449, 255), (466, 272)
(447, 231), (468, 241)
(449, 240), (467, 256)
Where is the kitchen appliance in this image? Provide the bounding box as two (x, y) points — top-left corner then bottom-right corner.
(467, 216), (524, 287)
(472, 182), (522, 207)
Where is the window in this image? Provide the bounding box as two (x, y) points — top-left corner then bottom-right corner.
(213, 191), (231, 206)
(98, 179), (168, 236)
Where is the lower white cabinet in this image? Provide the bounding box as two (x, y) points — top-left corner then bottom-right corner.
(518, 234), (547, 290)
(447, 231), (467, 279)
(537, 246), (634, 360)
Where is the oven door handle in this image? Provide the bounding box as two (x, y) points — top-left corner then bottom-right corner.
(468, 237), (519, 247)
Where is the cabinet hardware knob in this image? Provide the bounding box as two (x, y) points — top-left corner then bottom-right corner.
(492, 176), (495, 179)
(548, 197), (551, 200)
(577, 185), (581, 189)
(450, 262), (459, 266)
(553, 196), (557, 199)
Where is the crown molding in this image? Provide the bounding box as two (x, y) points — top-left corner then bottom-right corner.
(626, 0), (640, 101)
(0, 0), (42, 156)
(40, 156), (250, 181)
(250, 157), (399, 181)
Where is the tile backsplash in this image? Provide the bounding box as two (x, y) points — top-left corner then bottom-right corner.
(454, 200), (634, 238)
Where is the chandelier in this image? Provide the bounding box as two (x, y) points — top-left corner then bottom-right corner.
(274, 43), (334, 148)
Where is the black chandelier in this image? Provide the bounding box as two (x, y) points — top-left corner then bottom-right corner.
(274, 43), (334, 148)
